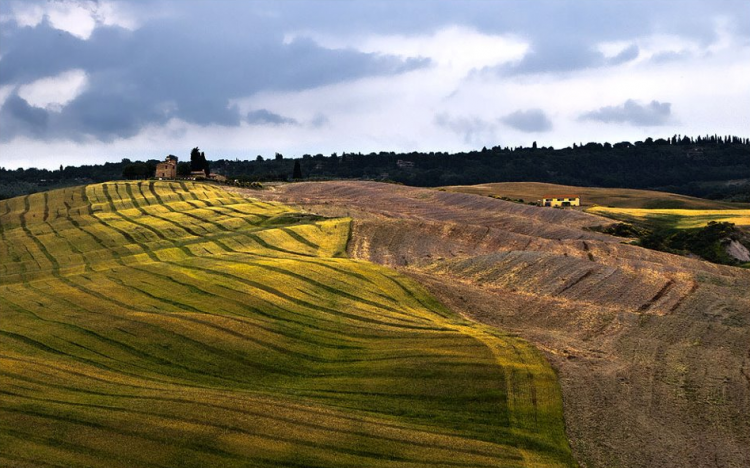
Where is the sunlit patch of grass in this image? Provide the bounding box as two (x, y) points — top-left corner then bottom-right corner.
(586, 206), (750, 230)
(0, 181), (576, 467)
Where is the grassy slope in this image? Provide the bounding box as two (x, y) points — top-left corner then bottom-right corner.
(584, 206), (750, 229)
(0, 181), (575, 468)
(440, 182), (748, 209)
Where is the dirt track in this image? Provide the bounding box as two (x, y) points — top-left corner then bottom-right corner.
(251, 181), (750, 468)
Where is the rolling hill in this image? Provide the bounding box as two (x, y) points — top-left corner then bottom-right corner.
(0, 181), (576, 468)
(440, 182), (748, 209)
(257, 181), (750, 468)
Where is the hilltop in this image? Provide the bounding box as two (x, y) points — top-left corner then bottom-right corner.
(0, 181), (575, 468)
(440, 181), (749, 209)
(440, 182), (750, 265)
(256, 181), (750, 468)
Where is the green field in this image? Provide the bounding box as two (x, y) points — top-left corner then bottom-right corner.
(0, 181), (575, 467)
(586, 206), (750, 230)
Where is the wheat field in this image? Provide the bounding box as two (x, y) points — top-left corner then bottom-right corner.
(585, 206), (750, 229)
(0, 181), (575, 468)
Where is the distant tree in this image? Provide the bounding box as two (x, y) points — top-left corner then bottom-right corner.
(292, 160), (302, 180)
(190, 147), (202, 171)
(256, 155), (264, 162)
(532, 141), (537, 149)
(190, 147), (210, 175)
(275, 152), (283, 161)
(122, 164), (137, 180)
(201, 151), (209, 176)
(122, 163), (149, 180)
(177, 162), (191, 176)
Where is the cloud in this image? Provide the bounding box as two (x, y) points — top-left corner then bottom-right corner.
(246, 109), (298, 126)
(579, 99), (672, 126)
(289, 26), (528, 73)
(310, 113), (329, 128)
(0, 94), (49, 139)
(607, 44), (639, 65)
(1, 0), (138, 40)
(498, 38), (605, 75)
(434, 113), (496, 145)
(17, 69), (88, 111)
(1, 0), (749, 168)
(501, 109), (552, 132)
(649, 50), (691, 63)
(498, 40), (639, 76)
(0, 17), (429, 141)
(0, 85), (15, 109)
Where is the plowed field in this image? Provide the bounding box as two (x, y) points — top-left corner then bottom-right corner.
(255, 181), (750, 468)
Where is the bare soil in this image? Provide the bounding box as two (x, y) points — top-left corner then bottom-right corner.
(250, 181), (750, 468)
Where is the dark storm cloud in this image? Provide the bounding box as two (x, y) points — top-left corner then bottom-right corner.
(501, 109), (552, 132)
(580, 100), (672, 126)
(246, 109), (298, 126)
(0, 5), (429, 141)
(0, 95), (50, 138)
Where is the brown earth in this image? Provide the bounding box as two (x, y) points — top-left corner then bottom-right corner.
(440, 181), (750, 209)
(247, 181), (750, 468)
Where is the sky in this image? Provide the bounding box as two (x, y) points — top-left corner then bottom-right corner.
(0, 0), (748, 170)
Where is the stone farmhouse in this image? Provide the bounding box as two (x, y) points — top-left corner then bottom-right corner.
(155, 155), (178, 179)
(541, 195), (580, 207)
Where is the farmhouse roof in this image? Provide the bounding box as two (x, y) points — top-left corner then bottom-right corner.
(542, 194), (580, 199)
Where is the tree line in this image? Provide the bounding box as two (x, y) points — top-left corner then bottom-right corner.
(1, 135), (749, 201)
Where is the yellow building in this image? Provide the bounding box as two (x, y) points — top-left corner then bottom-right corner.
(541, 195), (580, 207)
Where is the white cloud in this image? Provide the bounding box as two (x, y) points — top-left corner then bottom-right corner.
(239, 28), (750, 153)
(3, 0), (138, 39)
(287, 26), (529, 74)
(47, 2), (98, 39)
(95, 1), (139, 30)
(17, 69), (88, 112)
(230, 26), (530, 152)
(5, 3), (45, 28)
